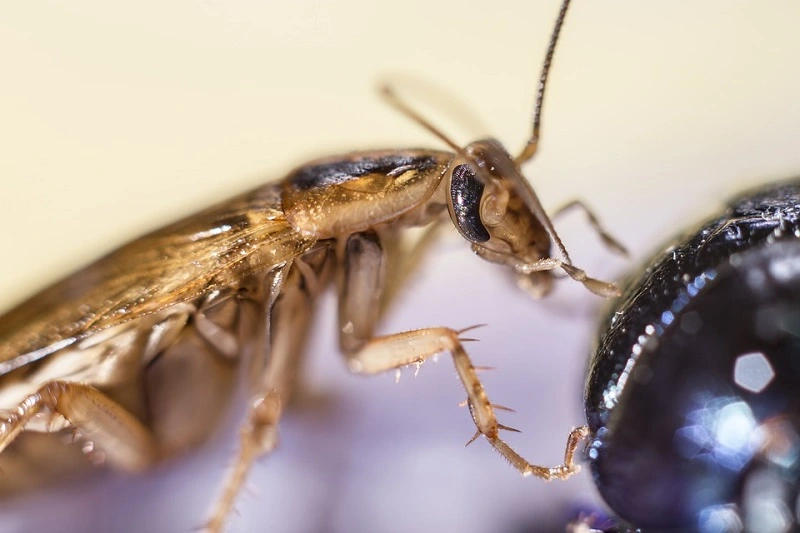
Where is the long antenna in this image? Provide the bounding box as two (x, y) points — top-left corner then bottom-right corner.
(515, 0), (571, 165)
(379, 85), (462, 153)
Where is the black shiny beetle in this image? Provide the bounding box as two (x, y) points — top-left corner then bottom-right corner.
(582, 178), (800, 532)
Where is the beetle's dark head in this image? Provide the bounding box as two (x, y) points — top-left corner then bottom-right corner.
(446, 139), (557, 297)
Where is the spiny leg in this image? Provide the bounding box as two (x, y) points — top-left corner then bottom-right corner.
(337, 231), (587, 481)
(204, 392), (281, 533)
(204, 263), (291, 532)
(204, 249), (331, 533)
(0, 381), (157, 472)
(346, 326), (587, 480)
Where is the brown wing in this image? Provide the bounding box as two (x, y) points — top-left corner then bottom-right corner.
(0, 184), (316, 372)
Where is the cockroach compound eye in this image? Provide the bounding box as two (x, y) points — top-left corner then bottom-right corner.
(584, 178), (800, 532)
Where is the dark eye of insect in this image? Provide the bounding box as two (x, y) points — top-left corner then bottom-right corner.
(584, 178), (800, 532)
(450, 163), (490, 243)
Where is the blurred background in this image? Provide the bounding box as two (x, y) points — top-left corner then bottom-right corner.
(1, 1), (800, 532)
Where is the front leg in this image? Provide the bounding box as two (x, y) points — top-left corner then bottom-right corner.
(338, 231), (587, 480)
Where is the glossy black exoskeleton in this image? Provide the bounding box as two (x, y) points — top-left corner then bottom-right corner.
(584, 178), (800, 532)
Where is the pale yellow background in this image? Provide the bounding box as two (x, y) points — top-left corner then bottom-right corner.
(1, 1), (800, 532)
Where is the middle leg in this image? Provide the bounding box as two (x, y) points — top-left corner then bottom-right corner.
(204, 246), (332, 532)
(336, 230), (586, 480)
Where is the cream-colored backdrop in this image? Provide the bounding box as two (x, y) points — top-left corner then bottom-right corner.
(1, 1), (800, 532)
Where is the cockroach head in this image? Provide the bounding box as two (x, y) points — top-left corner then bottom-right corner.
(446, 138), (555, 297)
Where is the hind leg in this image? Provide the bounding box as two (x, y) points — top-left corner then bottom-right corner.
(0, 381), (158, 473)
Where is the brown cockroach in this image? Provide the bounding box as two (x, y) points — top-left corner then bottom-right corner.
(0, 0), (625, 530)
